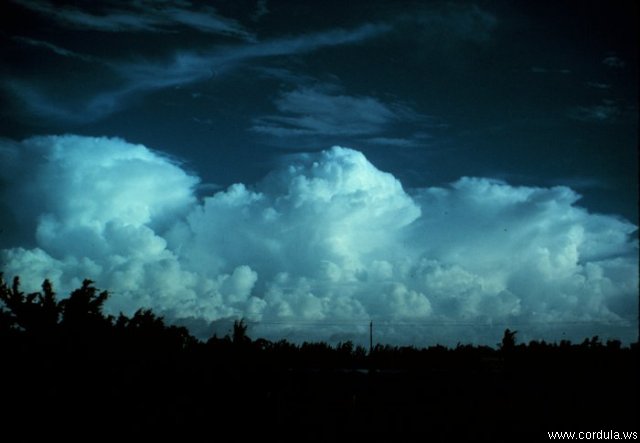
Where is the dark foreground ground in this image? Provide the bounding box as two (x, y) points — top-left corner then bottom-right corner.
(2, 342), (637, 442)
(1, 278), (637, 441)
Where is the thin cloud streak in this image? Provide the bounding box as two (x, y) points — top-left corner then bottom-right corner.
(12, 36), (97, 62)
(365, 136), (426, 148)
(6, 22), (390, 123)
(568, 100), (621, 123)
(252, 86), (398, 137)
(602, 55), (626, 68)
(11, 0), (255, 39)
(118, 22), (390, 86)
(252, 83), (430, 140)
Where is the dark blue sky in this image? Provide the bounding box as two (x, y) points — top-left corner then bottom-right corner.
(1, 0), (637, 221)
(0, 0), (637, 344)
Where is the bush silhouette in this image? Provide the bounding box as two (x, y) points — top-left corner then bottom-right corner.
(500, 328), (517, 352)
(0, 275), (61, 336)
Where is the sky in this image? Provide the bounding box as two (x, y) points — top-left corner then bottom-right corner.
(0, 0), (637, 346)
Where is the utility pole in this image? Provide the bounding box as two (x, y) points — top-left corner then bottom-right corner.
(369, 320), (373, 355)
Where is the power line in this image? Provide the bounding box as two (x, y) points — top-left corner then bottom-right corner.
(244, 319), (634, 327)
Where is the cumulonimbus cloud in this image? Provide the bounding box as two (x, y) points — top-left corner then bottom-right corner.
(1, 135), (637, 345)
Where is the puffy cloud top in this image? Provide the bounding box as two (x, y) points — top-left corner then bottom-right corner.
(1, 136), (637, 345)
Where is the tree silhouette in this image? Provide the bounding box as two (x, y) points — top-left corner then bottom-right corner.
(500, 328), (517, 352)
(0, 273), (636, 441)
(59, 279), (111, 331)
(121, 308), (195, 355)
(0, 275), (61, 337)
(232, 318), (250, 344)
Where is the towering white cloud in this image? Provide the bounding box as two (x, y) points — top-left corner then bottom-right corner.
(0, 135), (637, 345)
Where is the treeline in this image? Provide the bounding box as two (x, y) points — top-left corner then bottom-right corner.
(1, 275), (638, 441)
(0, 275), (196, 358)
(0, 274), (637, 370)
(0, 274), (636, 368)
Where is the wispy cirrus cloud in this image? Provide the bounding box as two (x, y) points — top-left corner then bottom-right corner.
(569, 99), (621, 123)
(602, 55), (626, 69)
(12, 0), (255, 39)
(395, 2), (497, 45)
(365, 136), (426, 148)
(584, 81), (611, 90)
(117, 23), (390, 91)
(530, 66), (571, 75)
(547, 177), (611, 191)
(12, 36), (97, 62)
(5, 79), (129, 123)
(5, 22), (391, 123)
(252, 85), (398, 137)
(252, 83), (429, 141)
(251, 0), (269, 22)
(428, 3), (497, 41)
